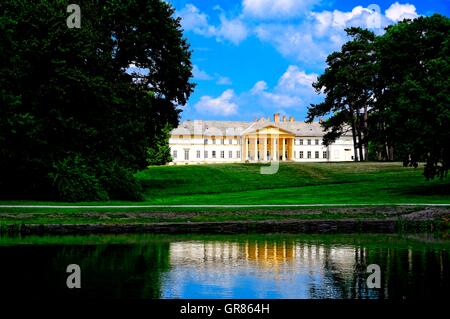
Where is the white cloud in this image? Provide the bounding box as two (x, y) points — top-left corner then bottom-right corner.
(216, 16), (248, 45)
(195, 89), (239, 116)
(177, 4), (215, 36)
(193, 65), (232, 85)
(255, 4), (395, 67)
(276, 65), (318, 94)
(242, 0), (320, 19)
(178, 4), (248, 45)
(385, 2), (418, 22)
(250, 80), (302, 108)
(217, 76), (232, 85)
(192, 64), (213, 80)
(246, 66), (319, 109)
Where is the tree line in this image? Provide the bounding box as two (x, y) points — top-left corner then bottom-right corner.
(307, 14), (449, 180)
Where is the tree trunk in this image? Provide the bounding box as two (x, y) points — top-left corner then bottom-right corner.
(363, 106), (369, 161)
(357, 118), (364, 161)
(351, 117), (359, 161)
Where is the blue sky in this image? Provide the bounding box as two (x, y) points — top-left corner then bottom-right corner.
(167, 0), (449, 122)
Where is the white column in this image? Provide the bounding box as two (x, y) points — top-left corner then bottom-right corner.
(282, 138), (286, 161)
(291, 138), (294, 160)
(254, 137), (257, 161)
(264, 137), (268, 161)
(272, 137), (276, 160)
(245, 137), (248, 160)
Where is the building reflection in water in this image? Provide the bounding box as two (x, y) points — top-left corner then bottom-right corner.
(162, 239), (448, 299)
(163, 240), (360, 298)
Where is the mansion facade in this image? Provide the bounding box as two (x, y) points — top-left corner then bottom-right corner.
(169, 114), (355, 164)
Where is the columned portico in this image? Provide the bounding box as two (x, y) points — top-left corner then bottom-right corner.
(244, 126), (295, 162)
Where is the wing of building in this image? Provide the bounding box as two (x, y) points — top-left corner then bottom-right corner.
(169, 113), (355, 164)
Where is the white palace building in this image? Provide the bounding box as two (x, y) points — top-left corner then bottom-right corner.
(169, 113), (355, 164)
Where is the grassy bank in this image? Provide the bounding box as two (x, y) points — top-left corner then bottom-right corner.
(1, 162), (450, 210)
(0, 162), (448, 233)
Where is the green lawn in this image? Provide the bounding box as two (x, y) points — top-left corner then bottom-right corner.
(1, 162), (449, 228)
(135, 162), (450, 205)
(1, 162), (449, 208)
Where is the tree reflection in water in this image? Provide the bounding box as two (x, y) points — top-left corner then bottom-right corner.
(0, 234), (448, 299)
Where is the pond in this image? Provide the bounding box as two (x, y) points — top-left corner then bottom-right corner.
(0, 233), (448, 299)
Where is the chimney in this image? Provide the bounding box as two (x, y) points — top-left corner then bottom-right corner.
(289, 116), (295, 122)
(274, 113), (280, 122)
(260, 116), (265, 123)
(282, 115), (286, 122)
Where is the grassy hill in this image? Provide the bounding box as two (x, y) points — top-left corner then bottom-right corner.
(1, 162), (449, 208)
(135, 162), (449, 205)
(1, 162), (449, 229)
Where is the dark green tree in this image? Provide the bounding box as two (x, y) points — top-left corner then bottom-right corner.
(376, 14), (450, 179)
(146, 123), (173, 165)
(0, 0), (194, 200)
(307, 27), (376, 161)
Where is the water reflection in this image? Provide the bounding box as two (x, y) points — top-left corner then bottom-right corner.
(158, 238), (449, 299)
(0, 235), (448, 299)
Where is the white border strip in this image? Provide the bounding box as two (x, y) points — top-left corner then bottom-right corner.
(0, 203), (449, 208)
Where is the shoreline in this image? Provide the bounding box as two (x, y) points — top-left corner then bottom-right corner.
(1, 207), (448, 235)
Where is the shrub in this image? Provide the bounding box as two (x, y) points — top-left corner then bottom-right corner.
(49, 154), (109, 202)
(99, 162), (144, 201)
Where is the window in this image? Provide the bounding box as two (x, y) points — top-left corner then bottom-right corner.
(196, 150), (201, 158)
(204, 139), (208, 145)
(229, 139), (232, 144)
(220, 151), (225, 158)
(299, 139), (303, 145)
(294, 151), (296, 158)
(307, 139), (311, 145)
(323, 151), (327, 159)
(229, 151), (232, 158)
(300, 151), (304, 159)
(315, 139), (319, 145)
(237, 151), (241, 158)
(307, 151), (311, 159)
(212, 138), (216, 145)
(173, 150), (177, 158)
(221, 139), (224, 145)
(212, 151), (216, 158)
(237, 139), (241, 145)
(315, 151), (319, 158)
(184, 149), (189, 160)
(204, 151), (208, 158)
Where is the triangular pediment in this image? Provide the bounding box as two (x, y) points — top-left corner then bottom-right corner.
(243, 124), (295, 136)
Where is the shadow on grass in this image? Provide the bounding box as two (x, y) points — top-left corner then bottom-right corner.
(402, 183), (450, 196)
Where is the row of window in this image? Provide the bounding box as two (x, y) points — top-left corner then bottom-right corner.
(177, 136), (322, 146)
(294, 151), (327, 159)
(173, 150), (241, 160)
(296, 139), (320, 146)
(204, 138), (241, 145)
